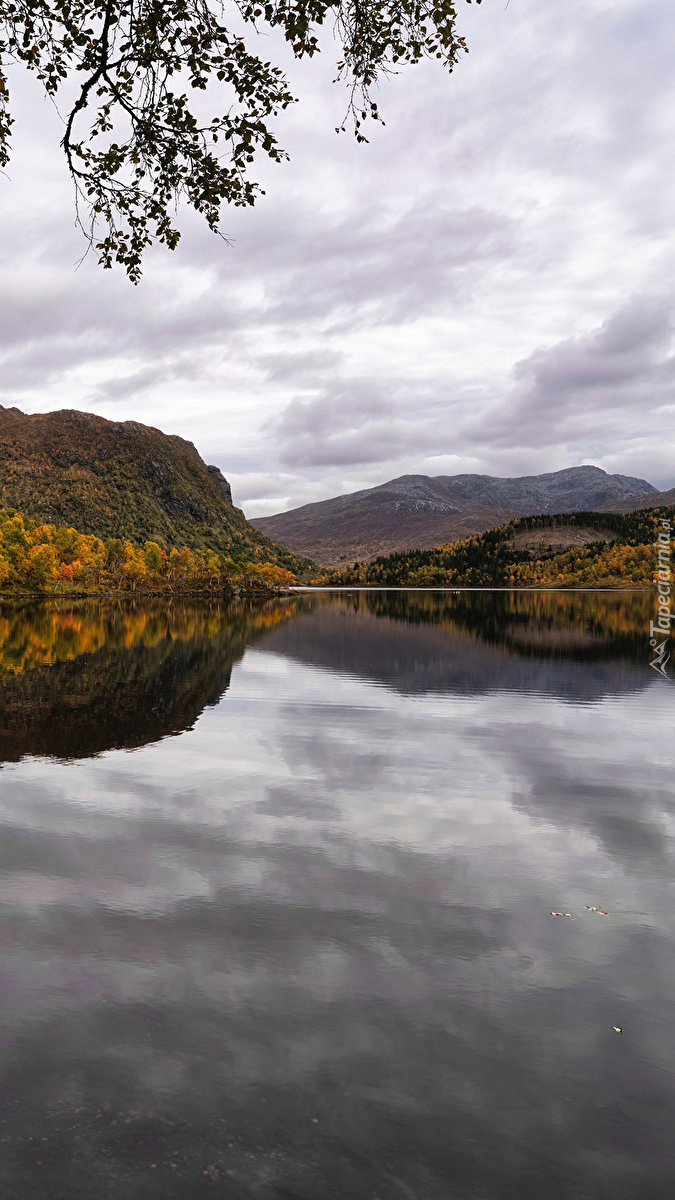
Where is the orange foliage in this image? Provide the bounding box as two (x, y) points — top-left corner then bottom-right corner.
(0, 507), (296, 595)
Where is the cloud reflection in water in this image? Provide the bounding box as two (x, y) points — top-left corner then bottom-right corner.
(0, 591), (672, 1199)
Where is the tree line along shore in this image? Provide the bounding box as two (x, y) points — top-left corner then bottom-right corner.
(0, 504), (672, 596)
(0, 508), (297, 595)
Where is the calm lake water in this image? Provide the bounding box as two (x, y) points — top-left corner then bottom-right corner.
(0, 589), (673, 1199)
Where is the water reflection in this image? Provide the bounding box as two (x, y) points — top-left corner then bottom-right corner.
(264, 589), (653, 702)
(0, 591), (673, 1200)
(0, 590), (654, 764)
(0, 599), (297, 760)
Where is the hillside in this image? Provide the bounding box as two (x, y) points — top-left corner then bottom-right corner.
(0, 405), (311, 575)
(0, 505), (300, 594)
(602, 486), (675, 512)
(314, 506), (675, 589)
(250, 466), (661, 566)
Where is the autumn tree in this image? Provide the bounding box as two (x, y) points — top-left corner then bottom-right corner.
(121, 538), (147, 588)
(26, 542), (59, 589)
(143, 540), (165, 572)
(0, 0), (478, 279)
(0, 504), (303, 592)
(105, 538), (124, 568)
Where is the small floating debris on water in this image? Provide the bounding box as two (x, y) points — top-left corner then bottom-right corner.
(613, 1026), (622, 1034)
(550, 912), (572, 917)
(585, 906), (597, 911)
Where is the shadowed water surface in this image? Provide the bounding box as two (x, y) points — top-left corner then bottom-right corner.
(0, 590), (673, 1199)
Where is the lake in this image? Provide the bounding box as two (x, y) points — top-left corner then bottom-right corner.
(0, 589), (673, 1199)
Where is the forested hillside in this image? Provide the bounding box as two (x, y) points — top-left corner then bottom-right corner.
(315, 508), (674, 589)
(0, 507), (300, 594)
(0, 406), (311, 575)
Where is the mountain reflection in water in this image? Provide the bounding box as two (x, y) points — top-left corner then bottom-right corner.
(261, 589), (654, 703)
(0, 589), (673, 1200)
(0, 589), (653, 761)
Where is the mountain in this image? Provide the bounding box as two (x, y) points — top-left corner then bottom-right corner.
(250, 466), (660, 566)
(0, 405), (309, 574)
(602, 486), (675, 511)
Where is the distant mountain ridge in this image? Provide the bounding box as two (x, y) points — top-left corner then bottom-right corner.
(250, 466), (662, 566)
(0, 405), (308, 573)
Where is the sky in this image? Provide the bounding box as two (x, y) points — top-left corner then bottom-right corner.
(1, 0), (674, 516)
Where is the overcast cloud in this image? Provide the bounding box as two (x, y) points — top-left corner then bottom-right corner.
(0, 0), (674, 514)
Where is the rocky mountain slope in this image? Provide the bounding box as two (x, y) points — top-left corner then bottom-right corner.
(602, 486), (675, 512)
(250, 466), (661, 566)
(0, 405), (308, 573)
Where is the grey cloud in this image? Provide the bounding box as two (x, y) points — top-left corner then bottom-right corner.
(0, 191), (513, 403)
(274, 381), (390, 439)
(93, 360), (203, 403)
(278, 422), (441, 469)
(258, 349), (343, 383)
(226, 471), (298, 504)
(0, 337), (110, 390)
(0, 275), (236, 394)
(230, 201), (518, 328)
(259, 292), (675, 486)
(269, 379), (446, 469)
(513, 298), (674, 403)
(594, 300), (672, 356)
(466, 294), (675, 454)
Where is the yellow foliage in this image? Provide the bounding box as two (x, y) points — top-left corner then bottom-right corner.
(0, 507), (296, 595)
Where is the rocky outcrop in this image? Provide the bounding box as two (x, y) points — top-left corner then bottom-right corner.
(207, 464), (233, 505)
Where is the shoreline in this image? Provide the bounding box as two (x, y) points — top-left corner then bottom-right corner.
(0, 584), (653, 599)
(0, 585), (294, 601)
(294, 584), (654, 593)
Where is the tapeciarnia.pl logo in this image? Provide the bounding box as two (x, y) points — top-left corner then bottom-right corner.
(649, 517), (673, 679)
